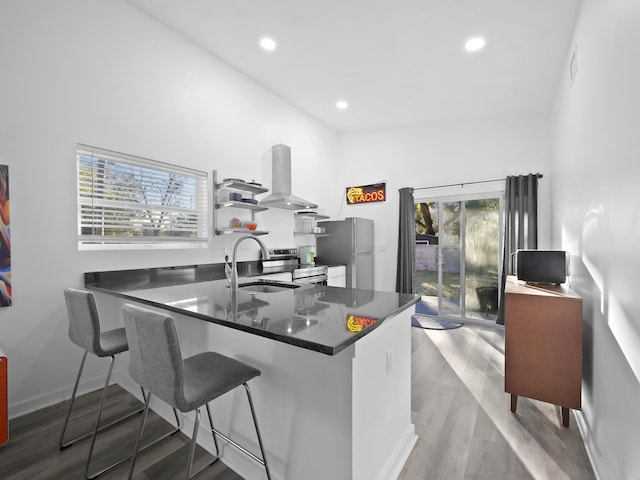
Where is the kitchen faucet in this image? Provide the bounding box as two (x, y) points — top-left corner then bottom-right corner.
(229, 235), (270, 292)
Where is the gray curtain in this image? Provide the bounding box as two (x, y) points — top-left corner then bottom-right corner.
(396, 187), (416, 294)
(497, 174), (539, 324)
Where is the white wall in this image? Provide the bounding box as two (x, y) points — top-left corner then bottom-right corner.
(6, 15), (626, 480)
(0, 0), (337, 416)
(336, 117), (553, 292)
(551, 0), (640, 478)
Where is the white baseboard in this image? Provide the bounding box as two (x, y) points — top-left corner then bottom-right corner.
(377, 424), (418, 480)
(574, 409), (603, 480)
(8, 371), (130, 420)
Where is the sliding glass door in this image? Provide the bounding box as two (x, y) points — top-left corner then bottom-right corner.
(415, 194), (502, 321)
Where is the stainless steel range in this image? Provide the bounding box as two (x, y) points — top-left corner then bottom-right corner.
(261, 247), (328, 285)
(261, 248), (298, 274)
(292, 264), (328, 285)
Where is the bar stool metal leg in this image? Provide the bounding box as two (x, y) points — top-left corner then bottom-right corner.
(59, 351), (183, 479)
(244, 383), (272, 480)
(205, 403), (220, 457)
(185, 408), (201, 480)
(86, 391), (182, 479)
(127, 391), (152, 480)
(129, 402), (221, 480)
(59, 353), (146, 450)
(83, 354), (117, 479)
(59, 350), (90, 449)
(204, 384), (272, 480)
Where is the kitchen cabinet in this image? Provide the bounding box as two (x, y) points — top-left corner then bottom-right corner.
(327, 265), (346, 287)
(294, 211), (329, 236)
(88, 267), (420, 480)
(213, 170), (269, 236)
(504, 276), (582, 427)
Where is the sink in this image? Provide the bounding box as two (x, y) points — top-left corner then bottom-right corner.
(242, 284), (292, 293)
(237, 280), (301, 293)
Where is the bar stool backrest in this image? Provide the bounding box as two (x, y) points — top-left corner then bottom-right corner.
(64, 288), (104, 356)
(123, 304), (186, 412)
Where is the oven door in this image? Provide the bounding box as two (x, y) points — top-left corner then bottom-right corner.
(293, 274), (328, 285)
(292, 265), (328, 285)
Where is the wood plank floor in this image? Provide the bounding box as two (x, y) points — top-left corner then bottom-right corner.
(0, 320), (595, 480)
(399, 320), (595, 480)
(0, 385), (242, 480)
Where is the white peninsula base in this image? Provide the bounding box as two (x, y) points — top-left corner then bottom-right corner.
(99, 292), (417, 480)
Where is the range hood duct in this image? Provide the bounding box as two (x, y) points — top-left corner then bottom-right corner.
(260, 144), (318, 210)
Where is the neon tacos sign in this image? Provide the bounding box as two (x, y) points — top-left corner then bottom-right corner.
(345, 182), (386, 205)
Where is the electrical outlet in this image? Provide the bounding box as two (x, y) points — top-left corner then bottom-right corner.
(386, 351), (392, 374)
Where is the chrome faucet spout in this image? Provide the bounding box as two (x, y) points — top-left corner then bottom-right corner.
(229, 235), (270, 292)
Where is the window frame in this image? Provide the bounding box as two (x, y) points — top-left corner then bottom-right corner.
(76, 144), (209, 249)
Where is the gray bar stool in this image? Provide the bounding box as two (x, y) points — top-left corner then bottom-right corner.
(59, 288), (181, 479)
(122, 303), (271, 480)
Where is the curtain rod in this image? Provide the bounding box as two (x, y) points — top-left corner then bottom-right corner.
(412, 173), (543, 192)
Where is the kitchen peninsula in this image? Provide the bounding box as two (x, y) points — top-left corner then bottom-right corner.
(85, 263), (419, 480)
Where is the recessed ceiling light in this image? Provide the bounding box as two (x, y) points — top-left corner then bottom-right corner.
(336, 100), (349, 110)
(259, 37), (277, 51)
(465, 37), (486, 52)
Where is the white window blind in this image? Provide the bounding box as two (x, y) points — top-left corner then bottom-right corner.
(77, 144), (208, 245)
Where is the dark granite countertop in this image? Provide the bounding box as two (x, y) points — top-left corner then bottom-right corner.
(85, 264), (419, 356)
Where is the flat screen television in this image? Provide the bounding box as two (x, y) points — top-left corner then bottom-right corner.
(515, 250), (567, 284)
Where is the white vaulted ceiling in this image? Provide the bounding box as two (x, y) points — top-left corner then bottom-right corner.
(127, 0), (582, 132)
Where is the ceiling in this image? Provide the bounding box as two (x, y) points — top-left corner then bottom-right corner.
(127, 0), (582, 133)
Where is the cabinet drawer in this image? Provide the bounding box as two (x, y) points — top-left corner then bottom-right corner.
(0, 357), (6, 396)
(0, 393), (6, 444)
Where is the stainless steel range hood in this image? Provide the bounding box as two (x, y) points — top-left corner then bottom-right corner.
(260, 144), (318, 210)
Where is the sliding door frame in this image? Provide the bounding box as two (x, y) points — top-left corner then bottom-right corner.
(415, 186), (505, 321)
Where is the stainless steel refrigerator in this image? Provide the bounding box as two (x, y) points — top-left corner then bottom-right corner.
(316, 217), (374, 290)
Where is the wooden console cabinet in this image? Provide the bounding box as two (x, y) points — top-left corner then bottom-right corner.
(504, 276), (582, 427)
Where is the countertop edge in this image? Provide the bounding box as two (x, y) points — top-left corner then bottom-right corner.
(86, 269), (420, 356)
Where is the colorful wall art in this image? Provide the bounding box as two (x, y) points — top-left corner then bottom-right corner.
(0, 165), (10, 306)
